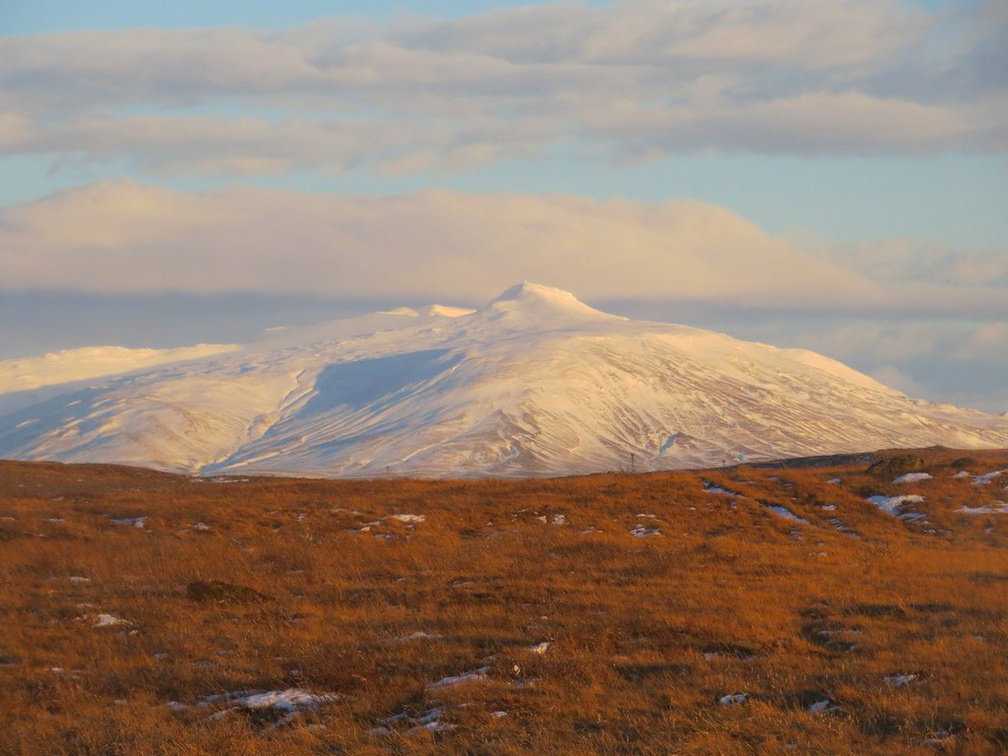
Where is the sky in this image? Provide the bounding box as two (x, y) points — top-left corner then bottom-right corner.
(1, 0), (1006, 413)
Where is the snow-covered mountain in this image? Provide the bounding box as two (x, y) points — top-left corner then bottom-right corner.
(2, 283), (1007, 477)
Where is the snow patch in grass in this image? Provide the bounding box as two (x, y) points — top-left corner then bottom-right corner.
(885, 674), (918, 687)
(867, 495), (927, 523)
(426, 666), (490, 692)
(377, 706), (455, 735)
(193, 688), (338, 730)
(230, 689), (334, 712)
(388, 514), (425, 523)
(761, 504), (810, 525)
(527, 641), (551, 655)
(630, 525), (661, 537)
(828, 518), (858, 536)
(957, 502), (1008, 515)
(110, 516), (147, 528)
(973, 470), (1006, 486)
(717, 693), (749, 706)
(394, 631), (444, 642)
(892, 472), (932, 484)
(703, 481), (742, 496)
(93, 613), (131, 628)
(807, 699), (840, 715)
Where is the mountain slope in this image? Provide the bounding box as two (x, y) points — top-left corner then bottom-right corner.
(2, 283), (1007, 477)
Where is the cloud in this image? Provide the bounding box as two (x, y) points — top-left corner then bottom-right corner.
(0, 180), (878, 306)
(869, 365), (929, 398)
(0, 0), (1004, 177)
(807, 236), (1008, 289)
(2, 180), (1006, 320)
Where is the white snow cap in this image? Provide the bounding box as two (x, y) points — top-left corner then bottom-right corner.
(482, 282), (619, 321)
(3, 282), (1008, 479)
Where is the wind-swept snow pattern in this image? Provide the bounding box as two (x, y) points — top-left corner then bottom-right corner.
(3, 283), (1008, 478)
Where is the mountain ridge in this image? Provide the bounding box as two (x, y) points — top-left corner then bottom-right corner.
(1, 284), (1006, 477)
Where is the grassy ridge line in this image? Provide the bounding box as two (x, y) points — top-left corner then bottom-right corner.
(0, 451), (1006, 754)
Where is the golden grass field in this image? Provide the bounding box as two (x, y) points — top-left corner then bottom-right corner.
(1, 447), (1006, 755)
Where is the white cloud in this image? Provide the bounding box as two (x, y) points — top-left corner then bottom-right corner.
(869, 365), (929, 398)
(0, 0), (1003, 177)
(0, 180), (879, 306)
(1, 181), (1005, 321)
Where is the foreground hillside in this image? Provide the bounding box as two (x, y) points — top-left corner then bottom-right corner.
(1, 448), (1007, 754)
(3, 284), (1008, 477)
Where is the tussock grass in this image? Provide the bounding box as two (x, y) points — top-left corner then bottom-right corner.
(0, 450), (1006, 754)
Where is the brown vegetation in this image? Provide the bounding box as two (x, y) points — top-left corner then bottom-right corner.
(0, 449), (1006, 754)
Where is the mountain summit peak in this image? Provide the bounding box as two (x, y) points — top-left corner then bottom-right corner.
(484, 282), (613, 320)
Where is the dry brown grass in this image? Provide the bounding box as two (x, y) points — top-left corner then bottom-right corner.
(0, 449), (1006, 754)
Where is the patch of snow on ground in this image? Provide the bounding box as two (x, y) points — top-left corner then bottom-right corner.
(110, 516), (147, 528)
(867, 494), (926, 522)
(93, 614), (130, 628)
(807, 699), (840, 715)
(394, 632), (444, 642)
(885, 674), (918, 687)
(892, 472), (932, 484)
(953, 470), (971, 479)
(195, 688), (338, 730)
(387, 514), (425, 523)
(704, 481), (742, 496)
(761, 504), (810, 525)
(69, 576), (90, 584)
(827, 478), (842, 485)
(973, 470), (1006, 486)
(196, 689), (259, 707)
(234, 689), (333, 712)
(717, 693), (748, 706)
(631, 525), (661, 537)
(957, 502), (1008, 515)
(426, 667), (490, 692)
(527, 642), (551, 655)
(828, 518), (858, 536)
(376, 706), (454, 735)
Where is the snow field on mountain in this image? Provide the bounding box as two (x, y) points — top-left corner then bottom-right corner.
(2, 283), (1008, 477)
